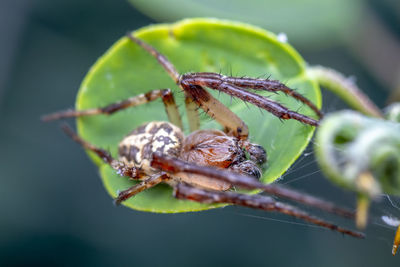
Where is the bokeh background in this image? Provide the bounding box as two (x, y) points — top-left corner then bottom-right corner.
(1, 0), (400, 266)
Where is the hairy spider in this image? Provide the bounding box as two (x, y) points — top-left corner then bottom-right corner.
(43, 33), (363, 238)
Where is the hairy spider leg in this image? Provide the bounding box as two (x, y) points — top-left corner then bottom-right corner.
(184, 96), (201, 132)
(42, 89), (183, 129)
(126, 33), (201, 132)
(151, 152), (354, 218)
(174, 183), (364, 238)
(61, 124), (144, 179)
(61, 124), (167, 202)
(126, 33), (180, 83)
(223, 75), (323, 118)
(126, 33), (250, 139)
(115, 173), (170, 205)
(181, 84), (249, 139)
(181, 73), (319, 126)
(125, 34), (320, 128)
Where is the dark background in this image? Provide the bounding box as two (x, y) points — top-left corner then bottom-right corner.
(1, 0), (399, 266)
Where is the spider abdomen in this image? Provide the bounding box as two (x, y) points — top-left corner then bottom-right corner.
(118, 121), (183, 172)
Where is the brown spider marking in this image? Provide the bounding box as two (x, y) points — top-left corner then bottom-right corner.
(43, 34), (365, 239)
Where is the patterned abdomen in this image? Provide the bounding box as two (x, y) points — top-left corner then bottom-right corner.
(118, 121), (184, 173)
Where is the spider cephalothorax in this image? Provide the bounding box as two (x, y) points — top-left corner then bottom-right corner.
(43, 33), (364, 238)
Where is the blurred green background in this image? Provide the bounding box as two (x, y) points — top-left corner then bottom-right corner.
(1, 0), (400, 266)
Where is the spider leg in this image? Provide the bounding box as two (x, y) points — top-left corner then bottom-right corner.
(115, 173), (170, 204)
(181, 84), (249, 139)
(61, 124), (145, 179)
(174, 183), (364, 238)
(42, 89), (183, 129)
(181, 73), (319, 126)
(126, 33), (180, 83)
(223, 75), (323, 118)
(185, 96), (200, 132)
(125, 36), (320, 119)
(125, 35), (249, 138)
(151, 152), (354, 218)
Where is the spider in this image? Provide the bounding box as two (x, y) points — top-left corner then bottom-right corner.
(43, 33), (363, 238)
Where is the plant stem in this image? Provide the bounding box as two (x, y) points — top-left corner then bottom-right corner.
(307, 65), (383, 118)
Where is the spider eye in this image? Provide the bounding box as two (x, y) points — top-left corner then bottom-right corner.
(247, 145), (267, 165)
(230, 160), (261, 179)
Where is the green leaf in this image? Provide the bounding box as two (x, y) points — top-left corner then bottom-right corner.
(76, 18), (321, 213)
